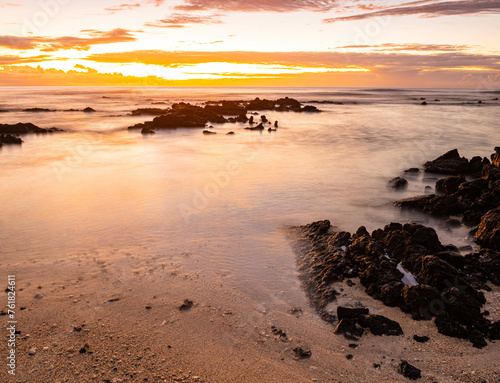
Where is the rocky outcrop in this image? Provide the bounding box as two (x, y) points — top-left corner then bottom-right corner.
(424, 149), (484, 175)
(0, 123), (62, 134)
(128, 103), (227, 131)
(289, 219), (499, 348)
(474, 208), (500, 251)
(0, 134), (23, 144)
(389, 177), (408, 190)
(396, 148), (500, 226)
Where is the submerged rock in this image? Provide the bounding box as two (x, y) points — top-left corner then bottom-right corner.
(0, 134), (23, 144)
(389, 177), (408, 190)
(0, 123), (62, 134)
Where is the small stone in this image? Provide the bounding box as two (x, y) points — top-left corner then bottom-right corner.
(28, 348), (37, 355)
(43, 347), (49, 352)
(34, 293), (44, 299)
(346, 354), (353, 360)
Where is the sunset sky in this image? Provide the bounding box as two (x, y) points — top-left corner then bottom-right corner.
(0, 0), (499, 87)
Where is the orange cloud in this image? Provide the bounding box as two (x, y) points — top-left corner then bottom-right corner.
(0, 29), (136, 52)
(145, 13), (224, 28)
(324, 0), (500, 22)
(175, 0), (338, 12)
(85, 49), (500, 72)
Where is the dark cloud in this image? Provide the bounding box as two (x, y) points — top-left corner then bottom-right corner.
(0, 29), (136, 52)
(175, 0), (338, 12)
(145, 13), (223, 28)
(324, 0), (500, 22)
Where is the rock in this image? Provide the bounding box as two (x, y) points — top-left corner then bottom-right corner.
(205, 101), (246, 116)
(337, 306), (369, 320)
(245, 123), (265, 131)
(492, 147), (500, 167)
(23, 108), (55, 112)
(436, 176), (466, 194)
(398, 361), (421, 380)
(226, 131), (235, 135)
(179, 299), (194, 311)
(421, 101), (427, 105)
(424, 149), (469, 175)
(0, 123), (63, 134)
(301, 105), (321, 113)
(0, 134), (23, 144)
(405, 168), (420, 173)
(247, 98), (276, 110)
(128, 103), (227, 131)
(83, 107), (96, 113)
(276, 97), (301, 109)
(34, 293), (43, 299)
(389, 177), (408, 190)
(28, 348), (37, 355)
(413, 335), (430, 343)
(274, 121), (278, 128)
(292, 347), (311, 359)
(141, 128), (155, 135)
(474, 208), (500, 251)
(401, 285), (441, 319)
(202, 130), (217, 135)
(357, 314), (403, 336)
(345, 354), (353, 360)
(249, 116), (254, 124)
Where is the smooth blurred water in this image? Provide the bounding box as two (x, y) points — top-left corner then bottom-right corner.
(1, 86), (499, 297)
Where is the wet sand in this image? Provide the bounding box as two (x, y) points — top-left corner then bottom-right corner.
(4, 249), (499, 383)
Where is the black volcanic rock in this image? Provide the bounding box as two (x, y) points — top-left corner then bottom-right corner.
(129, 103), (227, 130)
(205, 101), (246, 116)
(0, 134), (23, 144)
(389, 177), (408, 190)
(131, 108), (170, 116)
(357, 314), (403, 336)
(424, 149), (470, 175)
(0, 123), (62, 134)
(247, 98), (276, 110)
(276, 97), (301, 109)
(289, 217), (498, 347)
(492, 147), (500, 167)
(398, 361), (421, 380)
(436, 176), (466, 194)
(475, 208), (500, 251)
(83, 107), (96, 113)
(23, 108), (56, 112)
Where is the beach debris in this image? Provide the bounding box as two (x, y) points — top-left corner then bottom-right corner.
(398, 361), (422, 380)
(179, 299), (194, 311)
(290, 307), (303, 316)
(271, 325), (288, 340)
(292, 347), (311, 359)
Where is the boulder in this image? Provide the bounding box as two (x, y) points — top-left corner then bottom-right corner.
(389, 177), (408, 190)
(357, 314), (403, 336)
(424, 149), (469, 175)
(474, 208), (500, 251)
(83, 107), (96, 113)
(492, 147), (500, 167)
(436, 176), (466, 194)
(0, 134), (23, 144)
(0, 123), (62, 134)
(337, 306), (369, 320)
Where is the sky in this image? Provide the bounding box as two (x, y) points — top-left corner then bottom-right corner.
(0, 0), (499, 87)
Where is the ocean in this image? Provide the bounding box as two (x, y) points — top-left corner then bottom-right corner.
(1, 86), (499, 301)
